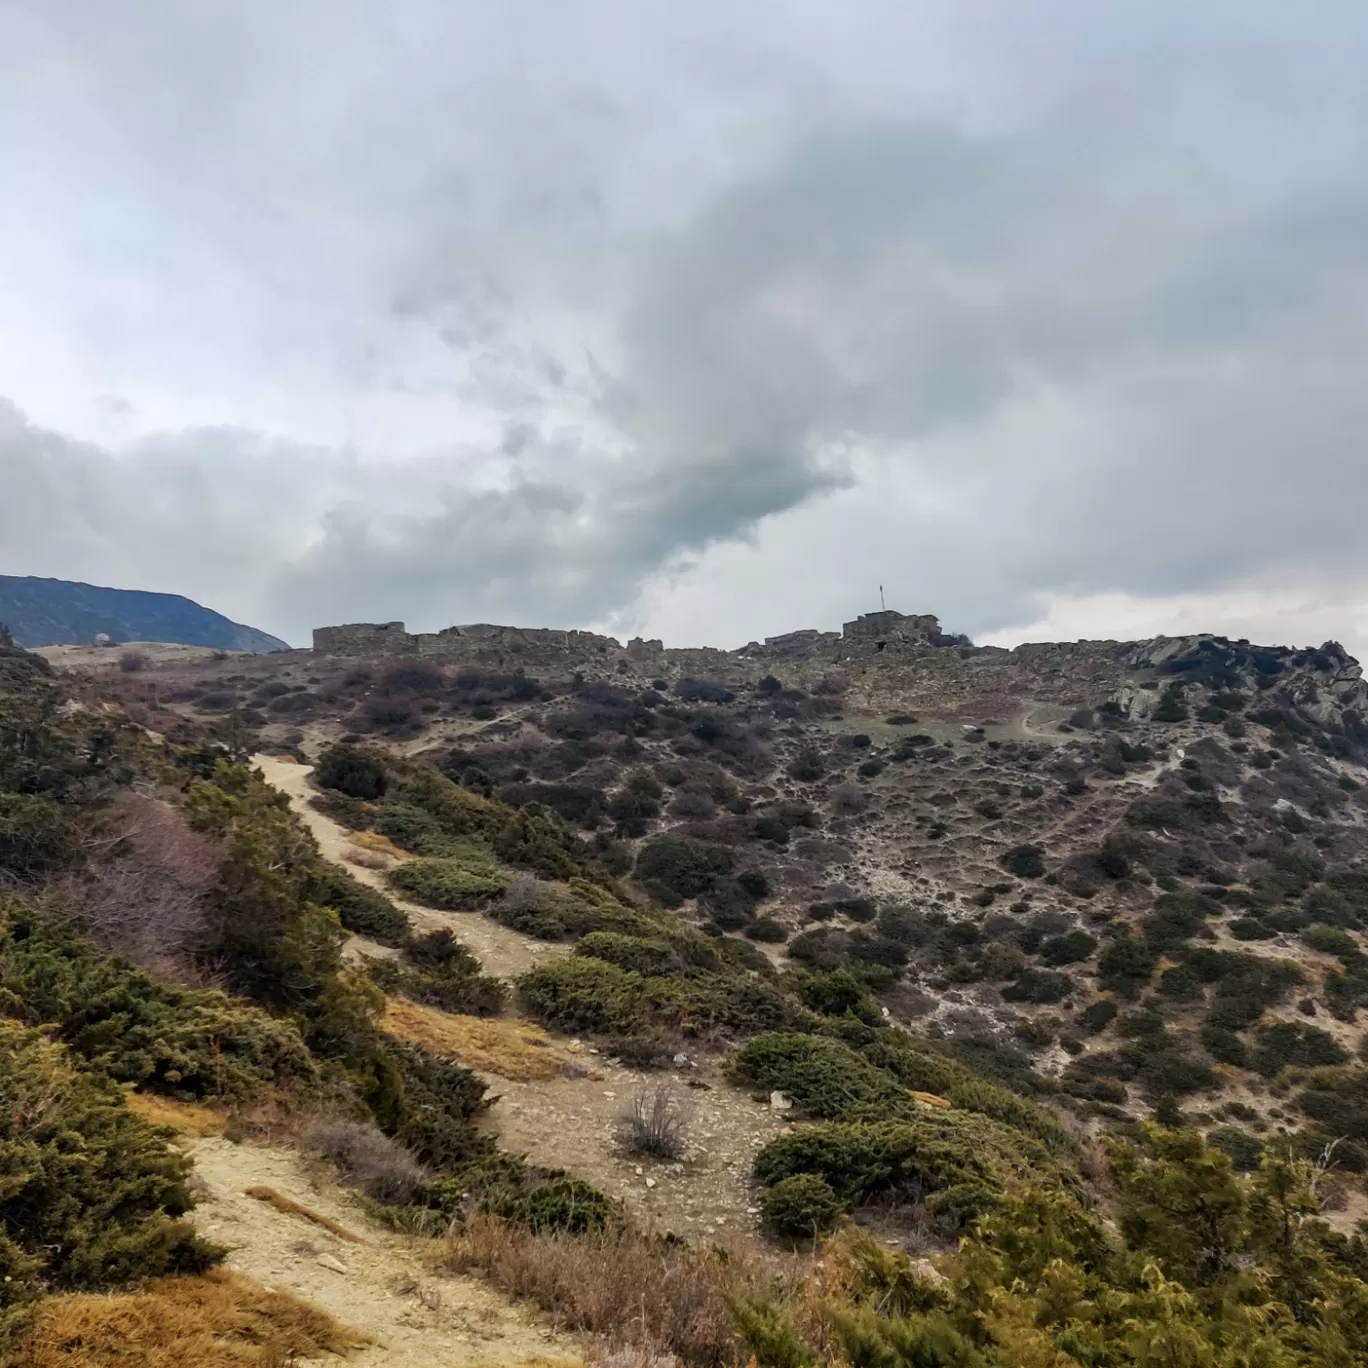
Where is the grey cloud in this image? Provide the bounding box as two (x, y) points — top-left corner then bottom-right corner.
(5, 3), (1368, 651)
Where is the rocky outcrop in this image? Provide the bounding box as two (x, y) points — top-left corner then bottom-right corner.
(1114, 635), (1368, 735)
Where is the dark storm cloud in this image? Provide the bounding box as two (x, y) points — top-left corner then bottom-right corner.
(4, 2), (1368, 648)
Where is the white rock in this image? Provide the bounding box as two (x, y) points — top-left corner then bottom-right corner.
(769, 1090), (793, 1112)
(316, 1254), (349, 1275)
(910, 1258), (947, 1287)
(645, 1177), (656, 1189)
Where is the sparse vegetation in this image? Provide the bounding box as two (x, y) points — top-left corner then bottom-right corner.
(617, 1081), (692, 1159)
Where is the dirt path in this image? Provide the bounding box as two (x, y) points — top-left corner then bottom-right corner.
(252, 754), (569, 981)
(188, 1136), (580, 1367)
(251, 752), (783, 1238)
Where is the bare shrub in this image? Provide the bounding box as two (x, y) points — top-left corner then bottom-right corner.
(501, 870), (542, 918)
(617, 1082), (692, 1160)
(345, 847), (389, 870)
(305, 1118), (428, 1204)
(52, 792), (218, 966)
(441, 1214), (773, 1366)
(118, 649), (149, 673)
(829, 783), (867, 814)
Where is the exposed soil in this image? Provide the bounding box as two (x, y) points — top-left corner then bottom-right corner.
(187, 1135), (581, 1368)
(483, 1056), (787, 1239)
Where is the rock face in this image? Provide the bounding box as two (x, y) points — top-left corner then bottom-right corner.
(0, 575), (289, 653)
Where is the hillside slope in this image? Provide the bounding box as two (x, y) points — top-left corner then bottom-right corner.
(0, 574), (288, 651)
(19, 617), (1368, 1365)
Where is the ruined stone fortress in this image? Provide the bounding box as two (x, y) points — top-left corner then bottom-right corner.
(312, 609), (950, 671)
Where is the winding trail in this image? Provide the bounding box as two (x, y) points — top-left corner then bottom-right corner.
(252, 754), (569, 981)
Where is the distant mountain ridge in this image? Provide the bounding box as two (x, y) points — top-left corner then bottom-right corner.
(0, 575), (289, 653)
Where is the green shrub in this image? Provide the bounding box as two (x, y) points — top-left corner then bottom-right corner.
(369, 802), (472, 856)
(1200, 1026), (1248, 1068)
(1205, 957), (1303, 1031)
(518, 957), (647, 1036)
(1098, 935), (1158, 998)
(1158, 964), (1203, 1001)
(1153, 687), (1188, 723)
(1078, 999), (1119, 1035)
(1002, 969), (1071, 1004)
(634, 835), (733, 906)
(0, 911), (317, 1101)
(737, 869), (771, 901)
(1297, 1066), (1368, 1147)
(318, 865), (411, 945)
(315, 744), (388, 800)
(488, 1177), (622, 1235)
(386, 852), (505, 908)
(1144, 891), (1218, 951)
(574, 931), (683, 978)
(1302, 924), (1358, 958)
(753, 1111), (1065, 1228)
(791, 970), (879, 1022)
(1250, 1022), (1348, 1077)
(1206, 1127), (1264, 1172)
(606, 784), (661, 836)
(730, 1033), (907, 1120)
(0, 1023), (220, 1345)
(753, 815), (790, 845)
(703, 877), (758, 930)
(746, 917), (788, 943)
(0, 793), (82, 880)
(497, 782), (606, 829)
(494, 877), (644, 941)
(1139, 1048), (1217, 1097)
(370, 929), (506, 1017)
(1000, 844), (1046, 879)
(1039, 930), (1098, 966)
(388, 1041), (493, 1169)
(760, 1173), (842, 1243)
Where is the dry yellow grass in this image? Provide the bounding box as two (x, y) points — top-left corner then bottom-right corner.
(244, 1185), (363, 1244)
(9, 1267), (369, 1367)
(382, 999), (567, 1081)
(908, 1090), (953, 1109)
(347, 829), (410, 860)
(121, 1089), (228, 1136)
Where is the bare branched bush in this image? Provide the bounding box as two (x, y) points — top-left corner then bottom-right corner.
(501, 870), (542, 917)
(669, 788), (718, 820)
(617, 1082), (692, 1160)
(119, 649), (148, 673)
(829, 783), (867, 814)
(305, 1118), (428, 1204)
(52, 792), (218, 966)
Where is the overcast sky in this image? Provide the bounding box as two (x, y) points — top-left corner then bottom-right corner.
(4, 3), (1368, 655)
